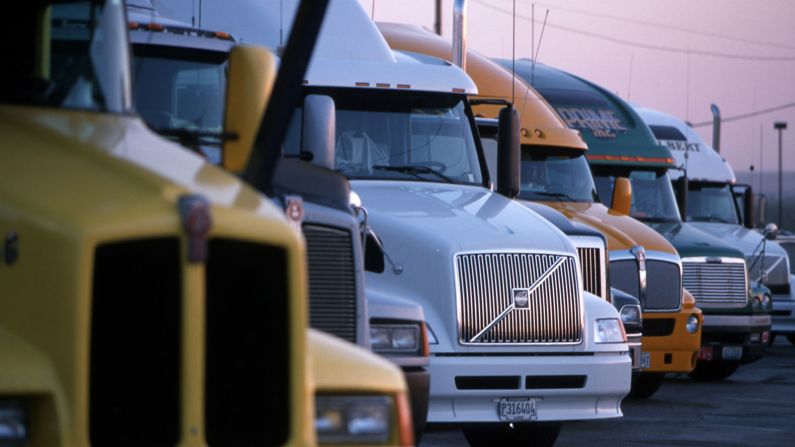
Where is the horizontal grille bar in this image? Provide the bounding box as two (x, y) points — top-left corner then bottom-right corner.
(683, 261), (747, 307)
(303, 224), (358, 343)
(457, 253), (582, 344)
(577, 247), (604, 299)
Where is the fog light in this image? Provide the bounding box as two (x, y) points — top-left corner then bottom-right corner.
(686, 314), (700, 334)
(0, 401), (27, 446)
(750, 333), (761, 343)
(315, 395), (392, 444)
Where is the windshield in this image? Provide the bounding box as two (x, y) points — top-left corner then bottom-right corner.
(284, 89), (484, 185)
(132, 46), (227, 163)
(518, 150), (598, 202)
(594, 168), (681, 222)
(687, 182), (740, 224)
(1, 0), (131, 112)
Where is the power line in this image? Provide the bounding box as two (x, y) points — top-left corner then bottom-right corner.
(471, 0), (795, 62)
(691, 102), (795, 127)
(520, 0), (795, 52)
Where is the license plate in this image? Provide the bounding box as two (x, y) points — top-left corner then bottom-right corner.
(722, 345), (743, 360)
(641, 352), (651, 369)
(497, 398), (537, 422)
(698, 346), (714, 361)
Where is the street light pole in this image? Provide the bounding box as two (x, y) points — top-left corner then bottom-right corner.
(774, 122), (787, 228)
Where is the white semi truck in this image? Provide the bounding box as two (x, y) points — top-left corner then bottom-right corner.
(276, 0), (631, 444)
(636, 106), (795, 345)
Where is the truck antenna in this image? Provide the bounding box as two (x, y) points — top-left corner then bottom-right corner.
(531, 9), (549, 86)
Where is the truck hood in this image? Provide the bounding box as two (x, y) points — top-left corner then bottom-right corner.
(644, 221), (745, 260)
(352, 181), (572, 254)
(541, 201), (677, 255)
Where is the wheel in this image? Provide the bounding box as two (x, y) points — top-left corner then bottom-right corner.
(463, 422), (562, 447)
(688, 361), (740, 381)
(787, 334), (795, 346)
(628, 372), (665, 399)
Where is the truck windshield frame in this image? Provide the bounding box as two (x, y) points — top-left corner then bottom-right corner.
(593, 166), (682, 223)
(686, 181), (741, 225)
(1, 0), (132, 113)
(284, 87), (489, 187)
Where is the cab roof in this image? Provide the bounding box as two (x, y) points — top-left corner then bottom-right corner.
(507, 60), (676, 169)
(635, 106), (735, 183)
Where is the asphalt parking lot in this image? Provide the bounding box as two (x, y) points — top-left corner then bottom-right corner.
(421, 337), (795, 446)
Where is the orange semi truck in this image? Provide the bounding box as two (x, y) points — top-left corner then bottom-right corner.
(380, 23), (702, 398)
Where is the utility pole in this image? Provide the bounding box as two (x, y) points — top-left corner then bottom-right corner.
(774, 121), (787, 228)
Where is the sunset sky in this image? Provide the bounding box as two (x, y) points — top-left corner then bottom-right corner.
(154, 0), (795, 180)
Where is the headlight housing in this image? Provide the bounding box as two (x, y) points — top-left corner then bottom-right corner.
(315, 395), (393, 444)
(686, 314), (700, 334)
(0, 400), (27, 447)
(370, 323), (421, 355)
(618, 304), (642, 326)
(594, 318), (626, 343)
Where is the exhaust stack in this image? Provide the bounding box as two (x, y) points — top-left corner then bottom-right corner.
(711, 103), (721, 153)
(452, 0), (467, 69)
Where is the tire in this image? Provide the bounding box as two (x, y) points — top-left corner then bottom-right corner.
(787, 334), (795, 346)
(463, 422), (562, 447)
(688, 361), (740, 381)
(628, 372), (665, 399)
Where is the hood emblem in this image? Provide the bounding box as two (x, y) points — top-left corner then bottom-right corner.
(178, 194), (212, 263)
(469, 257), (567, 342)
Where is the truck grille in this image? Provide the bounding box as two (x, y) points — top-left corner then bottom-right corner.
(609, 259), (640, 299)
(577, 247), (604, 299)
(682, 259), (748, 307)
(457, 253), (582, 344)
(90, 238), (181, 446)
(205, 239), (289, 446)
(645, 260), (682, 311)
(303, 224), (357, 343)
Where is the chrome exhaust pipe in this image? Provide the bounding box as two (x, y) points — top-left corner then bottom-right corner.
(452, 0), (467, 69)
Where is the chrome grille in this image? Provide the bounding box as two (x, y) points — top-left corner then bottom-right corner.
(303, 224), (357, 342)
(682, 259), (748, 307)
(457, 253), (582, 344)
(577, 247), (604, 299)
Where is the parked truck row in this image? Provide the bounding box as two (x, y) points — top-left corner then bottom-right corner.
(1, 0), (784, 446)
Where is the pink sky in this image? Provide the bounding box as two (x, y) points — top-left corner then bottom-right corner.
(361, 0), (795, 175)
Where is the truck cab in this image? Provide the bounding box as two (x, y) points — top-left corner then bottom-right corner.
(635, 106), (794, 346)
(270, 1), (632, 444)
(377, 22), (698, 399)
(523, 61), (771, 380)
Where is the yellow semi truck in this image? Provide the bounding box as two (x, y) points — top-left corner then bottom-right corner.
(0, 1), (411, 445)
(381, 22), (702, 398)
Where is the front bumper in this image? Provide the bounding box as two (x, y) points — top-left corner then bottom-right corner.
(641, 312), (702, 374)
(426, 352), (631, 424)
(700, 314), (771, 364)
(771, 294), (795, 335)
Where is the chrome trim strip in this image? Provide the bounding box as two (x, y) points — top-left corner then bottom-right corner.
(702, 314), (772, 328)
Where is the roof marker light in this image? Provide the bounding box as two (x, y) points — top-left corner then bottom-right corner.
(146, 22), (165, 31)
(586, 154), (675, 164)
(355, 82), (370, 87)
(128, 21), (139, 30)
(397, 84), (411, 89)
(376, 83), (390, 88)
(452, 87), (466, 93)
(214, 31), (231, 39)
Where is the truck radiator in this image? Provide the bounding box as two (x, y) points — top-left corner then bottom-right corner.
(205, 238), (290, 446)
(303, 224), (358, 343)
(90, 238), (182, 446)
(577, 247), (604, 299)
(682, 259), (748, 307)
(457, 253), (582, 344)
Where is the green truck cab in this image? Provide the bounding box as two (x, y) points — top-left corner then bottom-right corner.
(523, 61), (771, 380)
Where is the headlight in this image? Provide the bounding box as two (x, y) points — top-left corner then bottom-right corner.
(370, 323), (420, 354)
(618, 304), (642, 326)
(594, 318), (626, 343)
(0, 401), (27, 447)
(686, 314), (700, 334)
(315, 395), (392, 444)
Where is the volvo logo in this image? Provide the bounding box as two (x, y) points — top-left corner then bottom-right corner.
(512, 288), (530, 309)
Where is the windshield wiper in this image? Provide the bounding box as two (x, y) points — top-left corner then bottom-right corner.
(372, 165), (459, 184)
(154, 127), (238, 146)
(532, 191), (575, 201)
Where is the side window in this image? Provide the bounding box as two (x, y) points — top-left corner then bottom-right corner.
(173, 67), (224, 131)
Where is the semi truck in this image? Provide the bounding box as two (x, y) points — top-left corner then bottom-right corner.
(379, 22), (701, 398)
(126, 1), (430, 439)
(519, 61), (772, 380)
(0, 0), (412, 445)
(271, 1), (632, 445)
(635, 106), (795, 346)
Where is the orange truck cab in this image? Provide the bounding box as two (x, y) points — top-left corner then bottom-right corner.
(379, 23), (703, 398)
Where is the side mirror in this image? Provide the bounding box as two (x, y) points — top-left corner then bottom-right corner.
(611, 177), (632, 215)
(758, 193), (768, 226)
(675, 175), (688, 220)
(302, 95), (336, 169)
(222, 45), (277, 173)
(496, 106), (520, 198)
